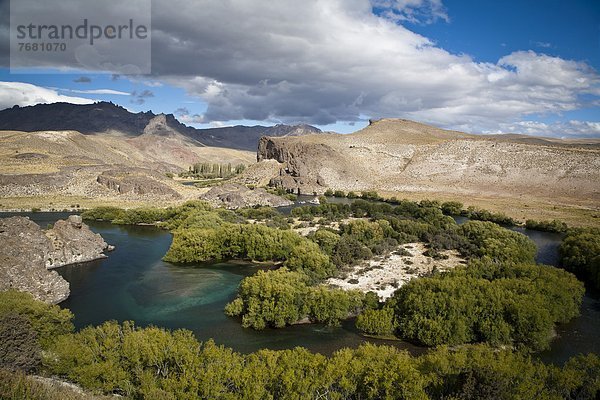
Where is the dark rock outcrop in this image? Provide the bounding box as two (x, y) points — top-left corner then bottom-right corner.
(257, 137), (331, 194)
(0, 216), (112, 304)
(200, 183), (293, 209)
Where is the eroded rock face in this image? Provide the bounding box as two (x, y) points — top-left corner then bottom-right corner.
(200, 183), (293, 209)
(0, 216), (112, 304)
(45, 215), (113, 269)
(257, 137), (330, 195)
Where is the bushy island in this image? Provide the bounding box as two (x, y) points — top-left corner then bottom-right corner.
(4, 193), (598, 398)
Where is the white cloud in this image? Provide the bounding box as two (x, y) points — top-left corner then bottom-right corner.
(68, 89), (130, 95)
(147, 0), (599, 135)
(0, 81), (94, 110)
(174, 106), (206, 124)
(493, 120), (600, 138)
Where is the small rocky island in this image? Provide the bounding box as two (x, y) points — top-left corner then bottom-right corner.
(0, 215), (112, 304)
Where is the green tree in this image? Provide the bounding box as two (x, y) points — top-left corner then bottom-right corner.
(441, 201), (463, 215)
(560, 228), (600, 290)
(356, 307), (397, 336)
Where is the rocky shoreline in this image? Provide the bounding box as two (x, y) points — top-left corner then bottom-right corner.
(0, 215), (112, 304)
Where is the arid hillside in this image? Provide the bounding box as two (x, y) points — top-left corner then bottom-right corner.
(0, 115), (256, 209)
(251, 119), (600, 224)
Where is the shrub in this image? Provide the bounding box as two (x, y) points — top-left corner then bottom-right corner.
(392, 261), (584, 351)
(560, 227), (600, 290)
(525, 219), (568, 233)
(441, 201), (463, 216)
(356, 307), (397, 336)
(460, 220), (537, 263)
(0, 313), (41, 372)
(0, 291), (73, 348)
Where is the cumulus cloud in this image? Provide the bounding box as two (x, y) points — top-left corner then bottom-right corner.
(146, 0), (599, 135)
(174, 106), (205, 124)
(1, 0), (598, 136)
(0, 81), (94, 110)
(494, 120), (600, 138)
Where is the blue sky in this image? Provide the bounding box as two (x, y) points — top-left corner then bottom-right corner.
(404, 0), (600, 68)
(1, 0), (599, 137)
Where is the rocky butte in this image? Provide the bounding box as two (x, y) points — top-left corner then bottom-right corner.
(254, 118), (600, 211)
(0, 215), (112, 304)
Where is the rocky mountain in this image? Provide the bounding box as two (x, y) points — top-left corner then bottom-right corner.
(0, 215), (111, 304)
(189, 123), (322, 151)
(0, 102), (322, 151)
(0, 102), (154, 136)
(252, 118), (600, 220)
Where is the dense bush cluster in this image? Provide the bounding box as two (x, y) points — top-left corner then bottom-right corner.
(392, 260), (583, 351)
(0, 291), (74, 376)
(460, 206), (517, 226)
(225, 268), (366, 329)
(81, 201), (241, 228)
(525, 219), (568, 233)
(164, 223), (334, 281)
(355, 307), (397, 337)
(460, 220), (537, 263)
(560, 227), (600, 291)
(0, 291), (73, 349)
(81, 206), (173, 225)
(3, 289), (597, 399)
(440, 201), (463, 216)
(352, 220), (581, 351)
(40, 320), (599, 400)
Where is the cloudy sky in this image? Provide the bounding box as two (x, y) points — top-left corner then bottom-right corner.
(0, 0), (599, 137)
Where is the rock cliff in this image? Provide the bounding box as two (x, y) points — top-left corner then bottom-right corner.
(0, 216), (112, 304)
(45, 215), (113, 269)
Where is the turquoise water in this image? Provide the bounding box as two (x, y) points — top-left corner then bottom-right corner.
(3, 211), (598, 361)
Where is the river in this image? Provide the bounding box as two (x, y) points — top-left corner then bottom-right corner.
(2, 210), (598, 362)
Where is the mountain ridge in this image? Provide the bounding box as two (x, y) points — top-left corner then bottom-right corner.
(0, 102), (323, 151)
